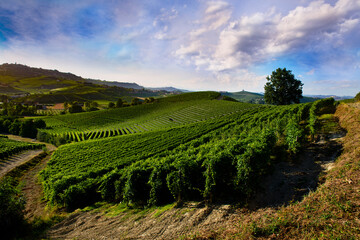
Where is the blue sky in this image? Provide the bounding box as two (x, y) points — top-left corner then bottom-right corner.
(0, 0), (359, 95)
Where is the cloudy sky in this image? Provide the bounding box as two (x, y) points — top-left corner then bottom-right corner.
(0, 0), (359, 95)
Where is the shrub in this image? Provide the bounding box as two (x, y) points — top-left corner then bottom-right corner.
(0, 178), (26, 239)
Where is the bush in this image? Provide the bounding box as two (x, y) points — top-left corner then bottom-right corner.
(34, 119), (46, 129)
(9, 120), (21, 135)
(285, 118), (303, 153)
(68, 104), (84, 113)
(309, 98), (335, 136)
(0, 178), (26, 239)
(20, 119), (37, 138)
(63, 178), (100, 211)
(355, 92), (360, 102)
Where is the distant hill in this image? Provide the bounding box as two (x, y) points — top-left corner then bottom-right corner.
(221, 91), (264, 103)
(85, 79), (144, 90)
(0, 63), (170, 103)
(148, 87), (190, 92)
(221, 90), (322, 104)
(305, 95), (353, 101)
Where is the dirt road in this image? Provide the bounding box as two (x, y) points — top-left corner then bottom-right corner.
(0, 134), (56, 178)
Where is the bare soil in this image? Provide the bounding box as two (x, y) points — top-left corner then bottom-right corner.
(0, 134), (56, 178)
(250, 135), (344, 209)
(20, 153), (53, 220)
(0, 149), (44, 178)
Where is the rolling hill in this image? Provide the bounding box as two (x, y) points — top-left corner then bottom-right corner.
(222, 90), (320, 104)
(0, 63), (168, 103)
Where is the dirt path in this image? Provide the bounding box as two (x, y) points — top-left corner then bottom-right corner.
(0, 149), (44, 178)
(250, 135), (344, 209)
(47, 203), (239, 240)
(4, 134), (57, 152)
(0, 134), (56, 178)
(21, 153), (53, 220)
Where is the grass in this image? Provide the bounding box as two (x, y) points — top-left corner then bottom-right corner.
(103, 202), (175, 218)
(317, 113), (343, 134)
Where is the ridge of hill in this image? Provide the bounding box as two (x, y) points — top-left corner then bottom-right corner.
(0, 63), (169, 103)
(84, 78), (144, 90)
(222, 90), (321, 104)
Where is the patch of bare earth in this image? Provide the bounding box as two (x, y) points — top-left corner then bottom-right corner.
(0, 134), (57, 220)
(45, 110), (350, 239)
(47, 203), (241, 240)
(0, 149), (44, 178)
(21, 153), (53, 220)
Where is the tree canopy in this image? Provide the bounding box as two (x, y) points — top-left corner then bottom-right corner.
(264, 68), (303, 105)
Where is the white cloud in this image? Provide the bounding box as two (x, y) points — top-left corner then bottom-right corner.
(306, 69), (315, 75)
(172, 0), (360, 92)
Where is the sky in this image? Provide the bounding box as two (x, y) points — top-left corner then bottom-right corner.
(0, 0), (359, 95)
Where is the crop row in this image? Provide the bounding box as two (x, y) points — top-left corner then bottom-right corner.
(0, 137), (44, 159)
(38, 101), (256, 144)
(40, 98), (337, 209)
(39, 102), (307, 209)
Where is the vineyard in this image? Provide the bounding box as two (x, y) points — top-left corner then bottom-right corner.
(39, 96), (336, 210)
(37, 92), (255, 145)
(0, 135), (44, 159)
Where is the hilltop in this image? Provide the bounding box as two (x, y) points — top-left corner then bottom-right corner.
(0, 63), (168, 103)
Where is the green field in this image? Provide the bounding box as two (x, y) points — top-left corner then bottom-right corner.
(38, 92), (256, 143)
(0, 136), (44, 159)
(39, 93), (325, 210)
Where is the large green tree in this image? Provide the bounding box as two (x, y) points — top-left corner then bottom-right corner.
(264, 68), (303, 105)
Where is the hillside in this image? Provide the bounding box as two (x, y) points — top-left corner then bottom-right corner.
(221, 90), (264, 103)
(37, 101), (358, 239)
(2, 91), (359, 239)
(0, 63), (168, 102)
(222, 90), (320, 104)
(37, 91), (253, 144)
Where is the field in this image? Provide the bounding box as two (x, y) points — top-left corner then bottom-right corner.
(1, 88), (348, 239)
(0, 135), (44, 159)
(37, 92), (256, 144)
(39, 93), (329, 210)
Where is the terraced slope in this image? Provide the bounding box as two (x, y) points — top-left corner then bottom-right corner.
(38, 92), (254, 143)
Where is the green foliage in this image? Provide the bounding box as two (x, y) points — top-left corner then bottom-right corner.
(68, 102), (84, 113)
(309, 98), (336, 136)
(236, 129), (276, 195)
(20, 119), (38, 138)
(34, 118), (46, 129)
(9, 119), (21, 135)
(39, 101), (316, 209)
(131, 97), (142, 106)
(108, 102), (115, 108)
(37, 97), (254, 144)
(123, 163), (152, 205)
(0, 178), (26, 239)
(355, 92), (360, 102)
(222, 95), (238, 102)
(0, 134), (43, 159)
(63, 178), (100, 211)
(116, 98), (124, 108)
(264, 68), (303, 105)
(285, 118), (303, 153)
